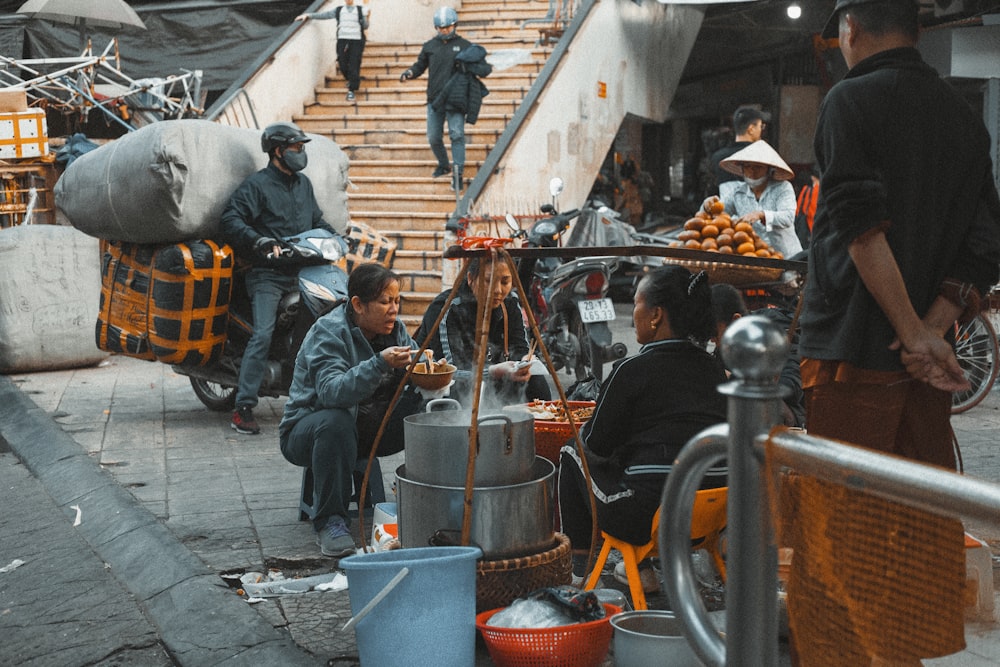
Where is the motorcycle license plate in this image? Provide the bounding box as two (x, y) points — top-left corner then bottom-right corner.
(578, 298), (615, 323)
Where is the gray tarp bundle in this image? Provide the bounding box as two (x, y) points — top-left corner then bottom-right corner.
(0, 224), (106, 373)
(55, 119), (350, 244)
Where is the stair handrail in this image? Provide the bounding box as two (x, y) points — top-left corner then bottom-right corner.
(205, 0), (328, 125)
(451, 0), (594, 227)
(211, 87), (259, 130)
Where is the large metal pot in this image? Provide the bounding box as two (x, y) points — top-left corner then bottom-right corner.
(403, 398), (536, 487)
(395, 457), (556, 560)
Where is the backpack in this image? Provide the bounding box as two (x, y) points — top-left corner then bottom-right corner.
(334, 5), (368, 38)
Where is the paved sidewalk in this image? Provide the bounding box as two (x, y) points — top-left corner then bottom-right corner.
(2, 351), (999, 665)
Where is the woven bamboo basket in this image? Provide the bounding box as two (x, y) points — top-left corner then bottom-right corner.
(476, 532), (572, 613)
(662, 254), (785, 287)
(529, 401), (596, 464)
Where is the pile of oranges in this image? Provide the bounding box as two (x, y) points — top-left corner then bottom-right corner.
(668, 201), (783, 259)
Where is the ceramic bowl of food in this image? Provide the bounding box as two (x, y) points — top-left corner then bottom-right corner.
(409, 360), (456, 390)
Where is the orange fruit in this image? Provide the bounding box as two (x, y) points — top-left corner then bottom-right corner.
(771, 251), (784, 259)
(701, 237), (718, 251)
(668, 240), (683, 248)
(684, 218), (706, 232)
(684, 239), (702, 249)
(736, 241), (756, 255)
(716, 233), (733, 247)
(755, 248), (771, 258)
(707, 199), (725, 215)
(696, 210), (712, 220)
(718, 245), (734, 254)
(734, 221), (754, 234)
(732, 230), (751, 245)
(713, 216), (731, 230)
(755, 238), (769, 250)
(678, 230), (700, 242)
(701, 224), (719, 238)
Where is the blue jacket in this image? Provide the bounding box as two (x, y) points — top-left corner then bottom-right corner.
(279, 303), (416, 438)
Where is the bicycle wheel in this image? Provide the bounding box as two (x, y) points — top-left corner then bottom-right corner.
(951, 313), (999, 414)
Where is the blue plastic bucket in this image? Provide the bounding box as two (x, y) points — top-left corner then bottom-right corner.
(340, 546), (482, 666)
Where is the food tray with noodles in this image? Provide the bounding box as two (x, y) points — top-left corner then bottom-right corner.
(522, 401), (596, 464)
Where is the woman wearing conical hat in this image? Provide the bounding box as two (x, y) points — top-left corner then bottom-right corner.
(703, 140), (802, 258)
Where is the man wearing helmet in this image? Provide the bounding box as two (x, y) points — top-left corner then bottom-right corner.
(400, 6), (472, 190)
(219, 122), (341, 435)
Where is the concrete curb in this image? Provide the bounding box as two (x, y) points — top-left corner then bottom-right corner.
(0, 375), (322, 666)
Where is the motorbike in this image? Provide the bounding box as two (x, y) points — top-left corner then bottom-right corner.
(505, 178), (628, 382)
(173, 229), (351, 411)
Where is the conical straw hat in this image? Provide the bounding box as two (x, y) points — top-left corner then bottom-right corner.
(720, 140), (795, 181)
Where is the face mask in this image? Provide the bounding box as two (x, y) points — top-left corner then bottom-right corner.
(281, 148), (308, 172)
(744, 174), (767, 189)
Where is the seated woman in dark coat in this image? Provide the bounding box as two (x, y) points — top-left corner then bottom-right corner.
(415, 254), (549, 405)
(558, 265), (728, 587)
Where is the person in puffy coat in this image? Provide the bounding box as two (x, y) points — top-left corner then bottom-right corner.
(432, 44), (491, 128)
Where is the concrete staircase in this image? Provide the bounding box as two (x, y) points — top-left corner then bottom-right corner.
(294, 1), (559, 328)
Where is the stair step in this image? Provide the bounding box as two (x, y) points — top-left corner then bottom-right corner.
(350, 192), (461, 214)
(298, 111), (515, 132)
(312, 96), (526, 115)
(350, 175), (478, 195)
(348, 159), (482, 178)
(332, 126), (502, 146)
(340, 143), (492, 161)
(351, 210), (452, 232)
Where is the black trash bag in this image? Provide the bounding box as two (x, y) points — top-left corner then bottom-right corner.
(566, 375), (601, 402)
(527, 586), (605, 622)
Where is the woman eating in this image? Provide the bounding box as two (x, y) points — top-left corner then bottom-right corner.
(415, 254), (550, 405)
(279, 263), (422, 558)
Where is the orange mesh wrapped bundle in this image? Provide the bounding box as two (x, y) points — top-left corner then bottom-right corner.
(768, 452), (966, 665)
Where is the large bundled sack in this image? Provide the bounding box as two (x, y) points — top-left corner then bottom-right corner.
(0, 225), (106, 373)
(97, 239), (234, 367)
(55, 119), (350, 244)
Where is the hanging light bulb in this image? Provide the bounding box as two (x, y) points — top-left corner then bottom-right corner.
(787, 3), (802, 19)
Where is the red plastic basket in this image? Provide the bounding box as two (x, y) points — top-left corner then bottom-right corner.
(527, 401), (596, 464)
(475, 603), (620, 667)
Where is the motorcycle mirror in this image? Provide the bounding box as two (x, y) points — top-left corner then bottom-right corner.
(505, 213), (520, 232)
(548, 177), (564, 198)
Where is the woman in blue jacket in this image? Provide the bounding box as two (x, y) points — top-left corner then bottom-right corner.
(279, 263), (421, 557)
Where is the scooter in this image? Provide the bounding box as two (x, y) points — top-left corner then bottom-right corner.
(173, 229), (351, 411)
(506, 179), (627, 382)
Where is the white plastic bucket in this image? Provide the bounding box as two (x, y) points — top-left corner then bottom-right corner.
(611, 610), (703, 666)
(340, 546), (481, 666)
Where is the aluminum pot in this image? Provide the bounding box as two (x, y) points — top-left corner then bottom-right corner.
(395, 457), (555, 560)
(403, 398), (535, 487)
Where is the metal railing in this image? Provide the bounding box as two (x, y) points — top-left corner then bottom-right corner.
(660, 314), (1000, 666)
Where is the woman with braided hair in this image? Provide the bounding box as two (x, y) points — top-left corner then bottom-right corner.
(558, 265), (728, 590)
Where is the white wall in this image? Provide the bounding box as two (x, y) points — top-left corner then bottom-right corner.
(471, 0), (703, 215)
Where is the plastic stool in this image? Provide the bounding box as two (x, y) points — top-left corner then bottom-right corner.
(298, 458), (386, 521)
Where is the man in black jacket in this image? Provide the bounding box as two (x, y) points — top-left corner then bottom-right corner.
(400, 6), (472, 191)
(218, 122), (340, 435)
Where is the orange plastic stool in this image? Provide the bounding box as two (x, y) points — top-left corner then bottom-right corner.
(585, 486), (728, 610)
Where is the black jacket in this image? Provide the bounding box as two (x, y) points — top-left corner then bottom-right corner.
(406, 33), (472, 103)
(431, 44), (492, 124)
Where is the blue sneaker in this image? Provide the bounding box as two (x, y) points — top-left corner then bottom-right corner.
(316, 516), (355, 558)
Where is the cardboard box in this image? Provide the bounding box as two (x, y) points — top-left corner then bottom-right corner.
(0, 109), (48, 159)
(0, 89), (27, 113)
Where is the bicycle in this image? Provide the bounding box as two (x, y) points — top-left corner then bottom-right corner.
(951, 304), (1000, 414)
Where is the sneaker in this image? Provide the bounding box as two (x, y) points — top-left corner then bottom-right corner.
(231, 406), (260, 435)
(614, 560), (661, 594)
(431, 164), (452, 178)
(346, 91), (355, 101)
(316, 516), (356, 558)
(450, 173), (463, 192)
